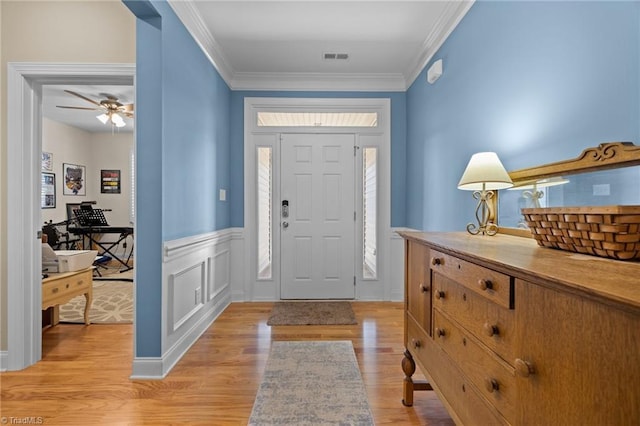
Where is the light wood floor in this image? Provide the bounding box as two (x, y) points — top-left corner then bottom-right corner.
(0, 302), (454, 425)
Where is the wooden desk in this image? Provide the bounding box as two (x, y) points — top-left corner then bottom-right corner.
(42, 267), (93, 326)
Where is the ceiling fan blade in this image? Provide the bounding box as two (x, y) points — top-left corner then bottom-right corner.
(64, 89), (102, 107)
(121, 103), (134, 112)
(56, 105), (99, 111)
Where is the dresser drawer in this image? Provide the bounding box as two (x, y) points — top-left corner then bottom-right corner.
(407, 316), (508, 426)
(433, 272), (516, 364)
(430, 249), (512, 309)
(433, 310), (516, 423)
(42, 270), (92, 306)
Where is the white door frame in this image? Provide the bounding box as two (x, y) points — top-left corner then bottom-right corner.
(243, 97), (391, 301)
(5, 63), (135, 371)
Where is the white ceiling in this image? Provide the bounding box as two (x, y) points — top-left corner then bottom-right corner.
(42, 1), (473, 132)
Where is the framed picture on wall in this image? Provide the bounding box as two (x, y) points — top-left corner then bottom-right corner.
(101, 169), (121, 194)
(41, 172), (56, 209)
(42, 152), (53, 171)
(63, 163), (86, 196)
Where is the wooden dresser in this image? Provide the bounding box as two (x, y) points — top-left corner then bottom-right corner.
(399, 231), (640, 425)
(42, 267), (94, 326)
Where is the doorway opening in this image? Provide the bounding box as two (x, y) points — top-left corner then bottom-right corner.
(243, 98), (391, 301)
(6, 63), (135, 371)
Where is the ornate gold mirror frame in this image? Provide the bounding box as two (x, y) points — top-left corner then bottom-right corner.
(498, 141), (640, 237)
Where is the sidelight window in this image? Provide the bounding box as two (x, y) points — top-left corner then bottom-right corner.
(257, 147), (272, 280)
(363, 147), (377, 279)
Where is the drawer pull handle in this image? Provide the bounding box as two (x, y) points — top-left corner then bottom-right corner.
(484, 378), (500, 393)
(419, 284), (429, 293)
(431, 257), (443, 266)
(436, 328), (446, 338)
(52, 288), (59, 294)
(515, 358), (535, 378)
(478, 279), (493, 290)
(65, 284), (70, 288)
(411, 339), (421, 349)
(483, 323), (499, 337)
(435, 290), (445, 300)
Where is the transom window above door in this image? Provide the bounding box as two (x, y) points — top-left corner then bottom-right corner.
(257, 112), (378, 127)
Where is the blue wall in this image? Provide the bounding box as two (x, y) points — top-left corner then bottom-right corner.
(229, 91), (407, 227)
(406, 0), (640, 231)
(125, 0), (231, 357)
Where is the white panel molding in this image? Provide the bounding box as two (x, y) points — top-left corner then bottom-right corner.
(168, 262), (206, 333)
(231, 72), (407, 92)
(167, 0), (234, 84)
(405, 0), (475, 88)
(210, 249), (230, 301)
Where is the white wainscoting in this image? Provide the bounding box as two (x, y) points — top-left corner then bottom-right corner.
(130, 226), (411, 378)
(0, 351), (7, 371)
(131, 228), (240, 379)
(390, 228), (419, 301)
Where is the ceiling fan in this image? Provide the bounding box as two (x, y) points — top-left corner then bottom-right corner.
(56, 89), (134, 128)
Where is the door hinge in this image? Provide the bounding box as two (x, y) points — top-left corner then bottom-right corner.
(354, 276), (356, 286)
(354, 145), (360, 156)
(354, 211), (356, 221)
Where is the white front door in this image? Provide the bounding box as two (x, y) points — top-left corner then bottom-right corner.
(280, 133), (355, 299)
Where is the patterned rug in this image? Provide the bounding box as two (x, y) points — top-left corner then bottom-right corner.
(266, 301), (357, 325)
(58, 280), (133, 324)
(249, 341), (374, 425)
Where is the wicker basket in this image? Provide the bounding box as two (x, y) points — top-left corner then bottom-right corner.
(521, 206), (640, 260)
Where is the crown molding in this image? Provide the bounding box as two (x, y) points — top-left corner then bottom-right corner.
(169, 0), (472, 92)
(231, 72), (407, 92)
(405, 0), (475, 88)
(167, 0), (234, 84)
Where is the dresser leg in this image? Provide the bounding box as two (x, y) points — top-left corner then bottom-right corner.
(402, 349), (416, 406)
(402, 348), (434, 406)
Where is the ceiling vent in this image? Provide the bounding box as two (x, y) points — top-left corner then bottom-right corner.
(323, 52), (349, 61)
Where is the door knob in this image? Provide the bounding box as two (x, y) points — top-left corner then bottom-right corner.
(282, 222), (289, 228)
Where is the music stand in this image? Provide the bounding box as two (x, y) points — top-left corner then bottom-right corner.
(74, 208), (109, 227)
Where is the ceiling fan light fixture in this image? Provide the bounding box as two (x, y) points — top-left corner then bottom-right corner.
(111, 113), (126, 128)
(97, 113), (109, 124)
(113, 118), (126, 128)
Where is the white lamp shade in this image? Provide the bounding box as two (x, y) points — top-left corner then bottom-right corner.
(458, 152), (513, 191)
(96, 113), (109, 124)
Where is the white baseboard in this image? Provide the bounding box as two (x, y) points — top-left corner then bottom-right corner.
(131, 291), (230, 379)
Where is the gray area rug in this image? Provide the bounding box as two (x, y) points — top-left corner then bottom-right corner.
(58, 280), (133, 324)
(267, 301), (357, 325)
(248, 341), (374, 425)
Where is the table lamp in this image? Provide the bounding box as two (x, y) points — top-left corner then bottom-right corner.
(458, 152), (513, 235)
